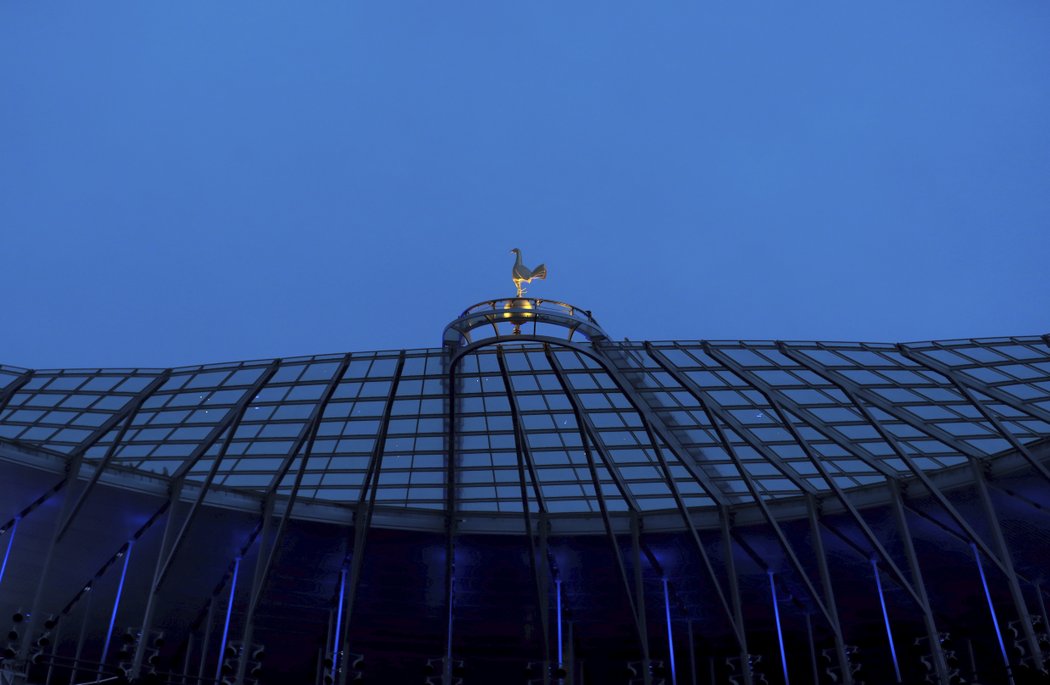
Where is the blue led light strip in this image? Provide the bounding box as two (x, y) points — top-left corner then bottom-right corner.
(0, 517), (19, 587)
(662, 579), (678, 685)
(871, 557), (901, 682)
(215, 556), (242, 683)
(972, 543), (1011, 672)
(556, 578), (563, 666)
(100, 541), (133, 676)
(769, 571), (789, 685)
(332, 567), (347, 674)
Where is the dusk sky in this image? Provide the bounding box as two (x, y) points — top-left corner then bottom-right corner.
(2, 2), (1048, 369)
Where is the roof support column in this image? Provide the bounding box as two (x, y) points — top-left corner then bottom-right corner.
(545, 347), (651, 671)
(235, 355), (352, 685)
(196, 599), (217, 685)
(442, 349), (460, 685)
(720, 514), (753, 685)
(970, 459), (1045, 673)
(887, 482), (951, 684)
(630, 512), (653, 685)
(496, 347), (551, 679)
(588, 345), (745, 649)
(20, 372), (170, 660)
(646, 349), (839, 634)
(336, 352), (406, 685)
(129, 478), (185, 679)
(806, 497), (852, 685)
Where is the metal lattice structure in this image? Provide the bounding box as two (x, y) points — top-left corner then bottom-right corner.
(0, 300), (1049, 685)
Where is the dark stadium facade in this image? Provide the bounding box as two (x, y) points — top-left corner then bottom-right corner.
(1, 297), (1050, 685)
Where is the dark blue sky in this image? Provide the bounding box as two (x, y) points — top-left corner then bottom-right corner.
(2, 2), (1048, 369)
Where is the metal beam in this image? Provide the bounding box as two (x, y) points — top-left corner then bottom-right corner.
(546, 347), (640, 512)
(703, 343), (928, 610)
(497, 346), (548, 513)
(899, 345), (1050, 485)
(630, 512), (652, 685)
(590, 345), (744, 647)
(442, 347), (461, 685)
(666, 346), (816, 497)
(899, 344), (1050, 425)
(777, 344), (985, 460)
(970, 459), (1045, 673)
(647, 347), (839, 632)
(806, 496), (853, 685)
(0, 370), (34, 413)
(496, 347), (551, 676)
(153, 361), (282, 589)
(129, 479), (185, 678)
(19, 371), (170, 659)
(778, 342), (1017, 580)
(887, 481), (952, 685)
(545, 345), (651, 667)
(592, 344), (730, 506)
(54, 370), (174, 542)
(235, 354), (353, 684)
(335, 352), (406, 685)
(720, 513), (753, 685)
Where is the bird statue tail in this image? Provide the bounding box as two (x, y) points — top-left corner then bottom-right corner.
(532, 264), (547, 280)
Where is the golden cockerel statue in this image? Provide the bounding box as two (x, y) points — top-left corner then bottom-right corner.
(510, 248), (547, 297)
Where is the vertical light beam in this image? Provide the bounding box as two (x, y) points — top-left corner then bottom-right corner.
(0, 517), (19, 587)
(972, 543), (1012, 678)
(556, 578), (563, 666)
(332, 566), (347, 674)
(215, 556), (242, 683)
(100, 541), (134, 675)
(662, 578), (678, 685)
(871, 557), (901, 682)
(769, 571), (789, 685)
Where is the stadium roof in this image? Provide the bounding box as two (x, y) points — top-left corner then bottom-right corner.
(2, 299), (1048, 531)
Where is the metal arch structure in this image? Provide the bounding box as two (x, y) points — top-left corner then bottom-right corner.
(0, 302), (1048, 684)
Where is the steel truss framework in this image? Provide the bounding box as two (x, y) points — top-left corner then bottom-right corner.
(0, 304), (1049, 685)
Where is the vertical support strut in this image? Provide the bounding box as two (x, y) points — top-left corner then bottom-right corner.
(336, 352), (406, 685)
(687, 620), (696, 685)
(703, 343), (929, 615)
(197, 600), (217, 685)
(331, 567), (347, 675)
(586, 344), (748, 651)
(0, 516), (18, 587)
(21, 372), (170, 660)
(68, 588), (93, 685)
(769, 571), (789, 685)
(871, 557), (901, 682)
(887, 482), (951, 684)
(497, 346), (551, 678)
(646, 348), (839, 636)
(630, 513), (652, 684)
(556, 577), (564, 667)
(804, 614), (817, 685)
(130, 479), (185, 678)
(99, 541), (133, 677)
(970, 459), (1045, 673)
(545, 346), (651, 675)
(973, 543), (1014, 684)
(805, 497), (852, 685)
(443, 347), (460, 685)
(721, 514), (753, 685)
(236, 355), (353, 685)
(215, 556), (242, 684)
(663, 578), (678, 685)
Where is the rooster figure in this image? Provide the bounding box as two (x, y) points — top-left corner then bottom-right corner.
(510, 248), (548, 297)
